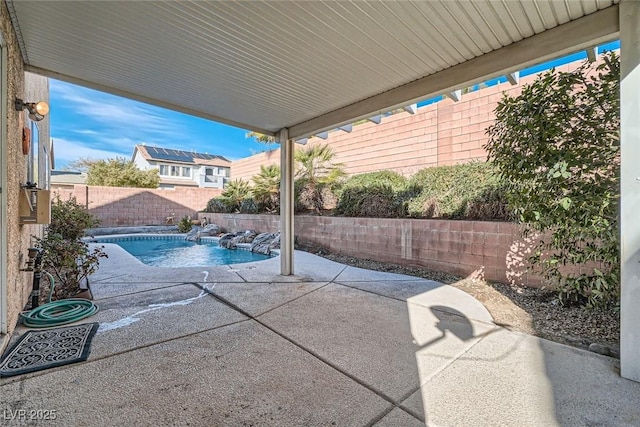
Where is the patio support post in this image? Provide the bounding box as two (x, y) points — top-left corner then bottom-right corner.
(279, 128), (294, 275)
(620, 0), (640, 382)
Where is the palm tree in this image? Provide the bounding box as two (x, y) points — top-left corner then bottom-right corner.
(251, 164), (280, 212)
(246, 131), (277, 144)
(221, 179), (251, 211)
(294, 144), (345, 211)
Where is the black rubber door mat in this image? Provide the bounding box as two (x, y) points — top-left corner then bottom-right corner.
(0, 323), (99, 377)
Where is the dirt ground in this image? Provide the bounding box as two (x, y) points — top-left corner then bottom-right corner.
(296, 241), (620, 358)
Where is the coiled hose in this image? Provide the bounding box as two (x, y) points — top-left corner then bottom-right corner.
(19, 272), (99, 328)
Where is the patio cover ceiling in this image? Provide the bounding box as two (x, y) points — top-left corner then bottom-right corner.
(8, 1), (619, 139)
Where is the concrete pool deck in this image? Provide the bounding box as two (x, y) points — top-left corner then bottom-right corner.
(1, 243), (639, 426)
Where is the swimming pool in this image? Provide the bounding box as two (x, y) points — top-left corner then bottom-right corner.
(95, 235), (273, 267)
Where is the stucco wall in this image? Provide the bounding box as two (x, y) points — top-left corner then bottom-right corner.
(2, 1), (50, 345)
(231, 62), (579, 181)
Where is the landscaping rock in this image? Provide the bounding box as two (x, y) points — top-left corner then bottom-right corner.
(199, 223), (220, 237)
(219, 233), (237, 249)
(185, 223), (220, 242)
(185, 226), (202, 241)
(231, 230), (258, 245)
(250, 232), (280, 255)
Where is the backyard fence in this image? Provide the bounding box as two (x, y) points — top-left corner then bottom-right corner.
(53, 185), (222, 227)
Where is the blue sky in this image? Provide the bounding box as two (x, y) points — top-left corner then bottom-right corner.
(51, 40), (620, 170)
(50, 81), (270, 169)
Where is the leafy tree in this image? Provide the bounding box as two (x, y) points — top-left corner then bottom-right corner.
(86, 157), (160, 188)
(251, 164), (280, 212)
(64, 157), (96, 173)
(294, 144), (345, 211)
(484, 51), (620, 308)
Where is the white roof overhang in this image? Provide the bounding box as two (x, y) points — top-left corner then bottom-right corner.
(8, 1), (619, 139)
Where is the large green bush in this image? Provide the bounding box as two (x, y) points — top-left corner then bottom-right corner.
(406, 162), (509, 220)
(335, 171), (412, 217)
(485, 52), (620, 308)
(339, 170), (408, 192)
(335, 185), (409, 218)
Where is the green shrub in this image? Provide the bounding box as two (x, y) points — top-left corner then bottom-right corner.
(35, 197), (107, 300)
(335, 185), (408, 218)
(48, 195), (100, 239)
(238, 198), (260, 214)
(339, 170), (408, 192)
(204, 197), (231, 213)
(485, 52), (620, 308)
(407, 162), (509, 220)
(177, 216), (192, 233)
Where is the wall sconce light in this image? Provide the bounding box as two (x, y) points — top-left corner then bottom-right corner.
(15, 98), (49, 122)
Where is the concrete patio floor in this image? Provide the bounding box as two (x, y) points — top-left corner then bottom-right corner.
(2, 244), (640, 426)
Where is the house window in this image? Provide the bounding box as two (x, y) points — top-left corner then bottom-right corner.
(205, 168), (213, 176)
(181, 167), (191, 177)
(159, 165), (169, 176)
(170, 166), (179, 177)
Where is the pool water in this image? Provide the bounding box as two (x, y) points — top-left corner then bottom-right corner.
(96, 236), (273, 267)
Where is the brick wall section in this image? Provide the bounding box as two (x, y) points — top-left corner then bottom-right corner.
(54, 185), (222, 227)
(231, 61), (582, 181)
(198, 213), (602, 288)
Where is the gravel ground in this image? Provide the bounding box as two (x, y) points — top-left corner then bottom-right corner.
(296, 241), (620, 358)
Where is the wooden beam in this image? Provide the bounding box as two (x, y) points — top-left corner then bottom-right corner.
(586, 46), (598, 62)
(288, 5), (619, 139)
(315, 131), (329, 140)
(338, 124), (353, 132)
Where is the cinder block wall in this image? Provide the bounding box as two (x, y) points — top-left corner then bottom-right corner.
(53, 185), (223, 227)
(198, 213), (599, 288)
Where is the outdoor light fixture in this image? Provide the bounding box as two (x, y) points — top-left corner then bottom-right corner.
(15, 98), (49, 121)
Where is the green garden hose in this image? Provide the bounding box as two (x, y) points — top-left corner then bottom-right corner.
(19, 272), (99, 328)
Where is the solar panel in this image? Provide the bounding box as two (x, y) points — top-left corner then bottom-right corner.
(143, 145), (228, 163)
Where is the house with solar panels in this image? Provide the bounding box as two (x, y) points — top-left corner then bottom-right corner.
(132, 144), (231, 189)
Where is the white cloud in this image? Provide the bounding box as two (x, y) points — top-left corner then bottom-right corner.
(51, 80), (189, 141)
(52, 138), (126, 169)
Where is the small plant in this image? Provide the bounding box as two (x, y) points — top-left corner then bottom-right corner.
(35, 196), (107, 300)
(177, 215), (193, 233)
